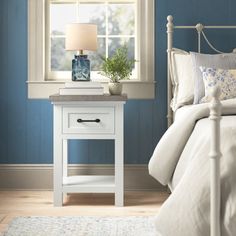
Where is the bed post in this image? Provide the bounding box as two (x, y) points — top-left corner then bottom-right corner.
(209, 87), (222, 236)
(167, 15), (174, 127)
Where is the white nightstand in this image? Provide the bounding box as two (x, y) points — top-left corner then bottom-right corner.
(50, 94), (127, 207)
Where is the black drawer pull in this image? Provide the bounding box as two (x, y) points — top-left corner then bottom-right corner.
(77, 118), (100, 123)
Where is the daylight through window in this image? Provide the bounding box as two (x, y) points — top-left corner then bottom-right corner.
(47, 0), (137, 80)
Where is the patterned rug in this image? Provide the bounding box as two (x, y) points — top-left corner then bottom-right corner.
(2, 216), (158, 236)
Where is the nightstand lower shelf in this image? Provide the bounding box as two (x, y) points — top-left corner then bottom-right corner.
(62, 175), (115, 193)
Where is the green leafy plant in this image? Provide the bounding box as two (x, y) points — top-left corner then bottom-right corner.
(100, 45), (136, 83)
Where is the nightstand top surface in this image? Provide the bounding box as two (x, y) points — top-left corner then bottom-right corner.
(49, 94), (128, 102)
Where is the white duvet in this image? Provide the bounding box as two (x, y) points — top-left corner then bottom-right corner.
(148, 98), (236, 236)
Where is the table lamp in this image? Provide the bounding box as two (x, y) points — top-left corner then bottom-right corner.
(65, 23), (97, 81)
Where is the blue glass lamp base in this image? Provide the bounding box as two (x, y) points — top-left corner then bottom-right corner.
(72, 55), (90, 81)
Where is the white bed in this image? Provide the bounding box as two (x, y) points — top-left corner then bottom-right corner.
(149, 16), (236, 236)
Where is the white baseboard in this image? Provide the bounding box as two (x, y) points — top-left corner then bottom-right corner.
(0, 164), (165, 191)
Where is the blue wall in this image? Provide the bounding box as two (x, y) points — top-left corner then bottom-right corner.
(0, 0), (235, 164)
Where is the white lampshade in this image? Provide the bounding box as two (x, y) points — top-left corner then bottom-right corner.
(65, 23), (97, 51)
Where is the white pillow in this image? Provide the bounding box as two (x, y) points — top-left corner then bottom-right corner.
(170, 48), (194, 111)
(200, 67), (236, 103)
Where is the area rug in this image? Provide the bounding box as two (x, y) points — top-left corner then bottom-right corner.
(2, 216), (158, 236)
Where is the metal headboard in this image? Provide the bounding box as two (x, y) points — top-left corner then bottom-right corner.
(166, 15), (236, 127)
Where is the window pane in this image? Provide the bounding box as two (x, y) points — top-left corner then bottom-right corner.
(108, 37), (135, 62)
(78, 4), (106, 35)
(108, 4), (135, 35)
(49, 2), (137, 76)
(88, 38), (106, 71)
(51, 38), (75, 71)
(50, 3), (76, 35)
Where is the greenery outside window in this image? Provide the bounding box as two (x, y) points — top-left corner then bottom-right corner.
(48, 0), (137, 80)
(28, 0), (155, 99)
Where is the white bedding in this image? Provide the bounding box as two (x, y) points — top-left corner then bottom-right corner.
(148, 98), (236, 236)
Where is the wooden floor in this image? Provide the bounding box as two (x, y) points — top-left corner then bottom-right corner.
(0, 190), (169, 233)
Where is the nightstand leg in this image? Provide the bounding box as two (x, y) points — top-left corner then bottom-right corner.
(115, 104), (124, 207)
(115, 141), (124, 206)
(63, 139), (68, 200)
(54, 138), (63, 206)
(53, 106), (63, 207)
(63, 139), (68, 177)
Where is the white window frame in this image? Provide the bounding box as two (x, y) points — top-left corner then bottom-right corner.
(27, 0), (155, 99)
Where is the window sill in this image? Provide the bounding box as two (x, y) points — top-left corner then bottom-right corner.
(27, 80), (156, 99)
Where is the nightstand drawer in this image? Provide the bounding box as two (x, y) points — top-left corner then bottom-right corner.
(62, 106), (115, 134)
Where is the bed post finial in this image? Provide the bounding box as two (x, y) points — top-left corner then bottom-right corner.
(196, 23), (204, 33)
(209, 86), (221, 236)
(209, 87), (221, 120)
(167, 15), (173, 24)
(166, 15), (174, 35)
(167, 15), (174, 127)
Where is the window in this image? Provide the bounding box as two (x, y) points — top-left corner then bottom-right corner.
(28, 0), (155, 99)
(48, 0), (137, 80)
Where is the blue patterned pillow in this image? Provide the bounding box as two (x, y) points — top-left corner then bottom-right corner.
(190, 52), (236, 104)
(199, 67), (236, 103)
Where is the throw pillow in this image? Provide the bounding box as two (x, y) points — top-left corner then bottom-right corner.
(190, 52), (236, 104)
(200, 67), (236, 103)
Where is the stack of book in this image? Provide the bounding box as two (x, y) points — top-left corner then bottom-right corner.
(59, 82), (104, 95)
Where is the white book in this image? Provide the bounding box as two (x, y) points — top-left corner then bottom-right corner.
(65, 81), (102, 89)
(59, 87), (104, 95)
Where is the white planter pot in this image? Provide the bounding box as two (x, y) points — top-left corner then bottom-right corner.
(108, 82), (123, 95)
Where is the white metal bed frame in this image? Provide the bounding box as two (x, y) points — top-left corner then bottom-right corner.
(166, 15), (236, 236)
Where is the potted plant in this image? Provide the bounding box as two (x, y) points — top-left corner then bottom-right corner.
(100, 45), (136, 95)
